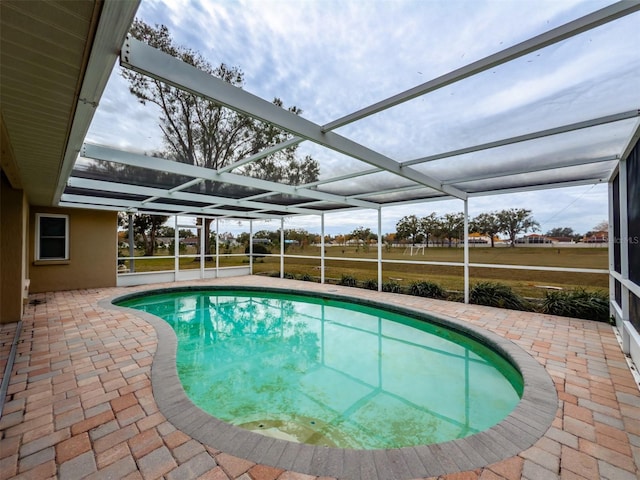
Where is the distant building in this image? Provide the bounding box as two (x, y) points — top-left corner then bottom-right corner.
(468, 232), (488, 244)
(549, 236), (574, 243)
(516, 234), (554, 244)
(181, 237), (199, 246)
(583, 231), (608, 243)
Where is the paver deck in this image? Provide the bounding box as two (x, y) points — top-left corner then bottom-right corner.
(1, 276), (639, 480)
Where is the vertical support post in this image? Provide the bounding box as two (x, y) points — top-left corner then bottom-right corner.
(280, 218), (285, 278)
(608, 176), (616, 314)
(199, 217), (205, 279)
(128, 213), (135, 272)
(619, 160), (630, 321)
(215, 218), (219, 277)
(174, 215), (179, 274)
(320, 213), (325, 284)
(249, 220), (253, 274)
(378, 208), (383, 292)
(464, 199), (470, 304)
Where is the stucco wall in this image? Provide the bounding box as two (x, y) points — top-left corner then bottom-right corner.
(29, 207), (117, 293)
(1, 171), (27, 323)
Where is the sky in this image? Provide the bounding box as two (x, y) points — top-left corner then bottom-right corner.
(85, 0), (639, 237)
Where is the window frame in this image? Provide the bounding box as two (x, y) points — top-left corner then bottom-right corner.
(35, 213), (69, 261)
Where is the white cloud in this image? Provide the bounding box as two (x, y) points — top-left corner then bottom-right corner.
(86, 71), (165, 153)
(86, 0), (626, 235)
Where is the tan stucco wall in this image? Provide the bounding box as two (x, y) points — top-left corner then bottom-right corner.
(1, 171), (27, 323)
(29, 207), (117, 293)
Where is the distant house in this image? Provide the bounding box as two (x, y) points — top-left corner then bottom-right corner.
(583, 231), (608, 243)
(252, 238), (271, 245)
(181, 237), (199, 246)
(468, 232), (489, 244)
(155, 236), (172, 247)
(549, 236), (574, 243)
(516, 234), (554, 244)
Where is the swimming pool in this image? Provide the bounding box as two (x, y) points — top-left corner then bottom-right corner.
(107, 282), (557, 479)
(119, 288), (523, 449)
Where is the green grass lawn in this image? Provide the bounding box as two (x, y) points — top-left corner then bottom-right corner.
(119, 246), (609, 298)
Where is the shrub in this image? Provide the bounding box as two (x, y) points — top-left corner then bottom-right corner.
(447, 291), (465, 303)
(409, 281), (446, 299)
(245, 244), (270, 258)
(283, 272), (296, 279)
(541, 288), (609, 322)
(299, 273), (314, 282)
(469, 282), (528, 311)
(382, 281), (401, 293)
(338, 274), (358, 287)
(363, 279), (378, 290)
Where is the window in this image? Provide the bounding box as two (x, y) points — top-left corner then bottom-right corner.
(36, 214), (69, 260)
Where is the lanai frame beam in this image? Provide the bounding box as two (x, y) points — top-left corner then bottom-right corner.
(81, 143), (379, 209)
(120, 38), (467, 200)
(322, 1), (640, 132)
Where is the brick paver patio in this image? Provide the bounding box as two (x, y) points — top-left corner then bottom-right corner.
(1, 277), (638, 480)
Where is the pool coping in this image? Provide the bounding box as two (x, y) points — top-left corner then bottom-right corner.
(100, 284), (558, 480)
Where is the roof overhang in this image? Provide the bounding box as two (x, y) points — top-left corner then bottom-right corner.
(0, 0), (140, 205)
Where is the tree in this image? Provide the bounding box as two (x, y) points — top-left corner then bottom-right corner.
(350, 226), (374, 251)
(122, 20), (319, 258)
(420, 212), (440, 247)
(236, 232), (250, 246)
(157, 226), (175, 237)
(592, 220), (609, 233)
(121, 214), (169, 256)
(284, 228), (314, 246)
(546, 227), (581, 242)
(496, 208), (539, 247)
(546, 227), (575, 238)
(584, 220), (609, 243)
(253, 230), (278, 244)
(470, 212), (501, 247)
(440, 212), (464, 247)
(395, 215), (423, 245)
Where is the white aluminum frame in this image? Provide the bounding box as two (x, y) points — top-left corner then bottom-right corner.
(614, 120), (640, 362)
(59, 1), (635, 343)
(322, 2), (640, 131)
(608, 119), (640, 370)
(121, 38), (468, 201)
(59, 3), (640, 221)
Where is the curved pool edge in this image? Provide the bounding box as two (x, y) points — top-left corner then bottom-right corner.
(99, 284), (558, 480)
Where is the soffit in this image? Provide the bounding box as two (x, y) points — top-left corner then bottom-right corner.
(0, 0), (99, 204)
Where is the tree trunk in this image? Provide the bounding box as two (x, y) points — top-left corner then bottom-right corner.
(142, 232), (152, 256)
(204, 218), (213, 261)
(149, 225), (157, 257)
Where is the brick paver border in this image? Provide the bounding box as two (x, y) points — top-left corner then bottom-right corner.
(1, 277), (638, 480)
(102, 283), (558, 479)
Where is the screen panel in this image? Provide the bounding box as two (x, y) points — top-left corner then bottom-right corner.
(626, 142), (640, 284)
(613, 173), (621, 274)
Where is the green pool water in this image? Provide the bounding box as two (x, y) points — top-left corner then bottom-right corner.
(119, 289), (523, 449)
